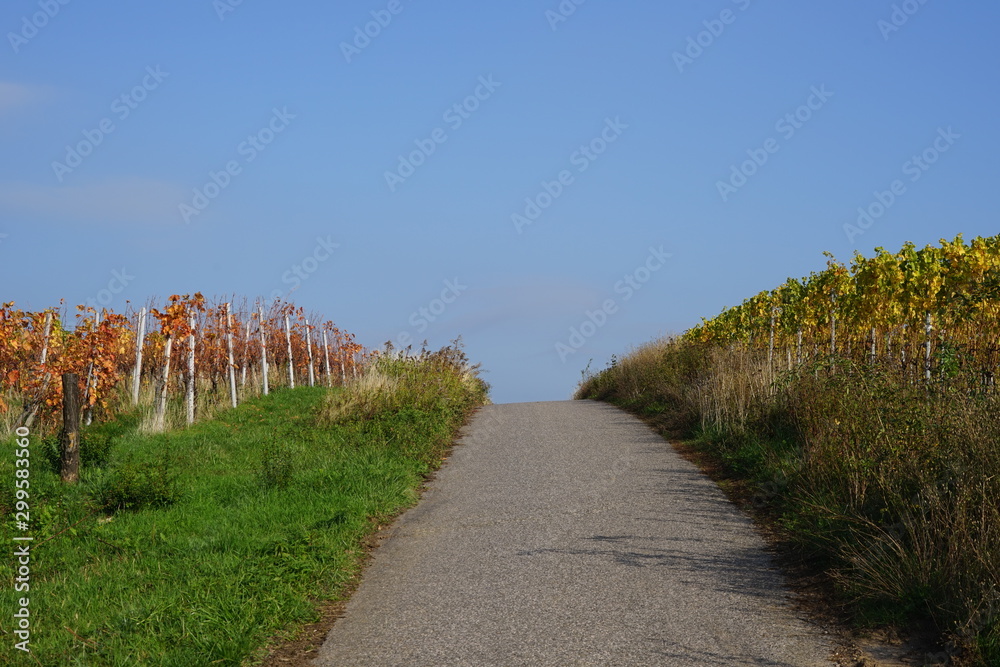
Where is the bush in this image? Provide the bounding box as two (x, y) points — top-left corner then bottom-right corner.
(323, 341), (489, 426)
(321, 342), (489, 468)
(41, 426), (117, 473)
(94, 455), (179, 512)
(257, 441), (294, 490)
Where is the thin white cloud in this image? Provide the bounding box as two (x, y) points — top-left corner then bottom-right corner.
(0, 178), (187, 224)
(0, 82), (52, 114)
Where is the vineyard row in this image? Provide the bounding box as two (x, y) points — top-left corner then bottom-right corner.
(0, 293), (369, 432)
(685, 234), (1000, 384)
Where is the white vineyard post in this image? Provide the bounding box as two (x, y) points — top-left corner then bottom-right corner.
(39, 311), (52, 365)
(924, 312), (933, 382)
(901, 325), (907, 378)
(240, 308), (250, 387)
(132, 307), (146, 405)
(82, 312), (99, 426)
(829, 292), (837, 375)
(767, 308), (776, 378)
(225, 303), (238, 408)
(305, 319), (316, 387)
(284, 313), (296, 389)
(17, 311), (55, 429)
(185, 315), (196, 425)
(322, 329), (332, 387)
(258, 306), (269, 396)
(830, 293), (837, 356)
(152, 334), (172, 433)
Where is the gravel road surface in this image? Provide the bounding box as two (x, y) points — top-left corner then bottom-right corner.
(313, 401), (834, 666)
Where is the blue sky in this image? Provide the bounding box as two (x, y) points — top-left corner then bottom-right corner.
(2, 1), (998, 403)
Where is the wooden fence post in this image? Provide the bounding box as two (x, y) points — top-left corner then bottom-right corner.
(60, 373), (81, 484)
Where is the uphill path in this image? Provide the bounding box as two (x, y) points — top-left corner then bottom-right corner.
(313, 401), (835, 666)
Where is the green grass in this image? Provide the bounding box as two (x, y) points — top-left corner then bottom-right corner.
(1, 347), (488, 665)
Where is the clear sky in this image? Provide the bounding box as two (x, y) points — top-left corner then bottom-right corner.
(2, 1), (998, 403)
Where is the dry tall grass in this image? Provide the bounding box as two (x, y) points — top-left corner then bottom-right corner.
(577, 339), (1000, 665)
(322, 343), (489, 425)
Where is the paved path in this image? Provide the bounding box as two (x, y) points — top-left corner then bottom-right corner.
(314, 401), (834, 666)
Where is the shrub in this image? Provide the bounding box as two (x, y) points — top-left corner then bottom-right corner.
(323, 341), (489, 426)
(41, 423), (119, 473)
(257, 441), (294, 490)
(94, 455), (179, 512)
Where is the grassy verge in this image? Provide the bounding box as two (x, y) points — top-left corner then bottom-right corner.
(1, 345), (488, 665)
(576, 339), (999, 666)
